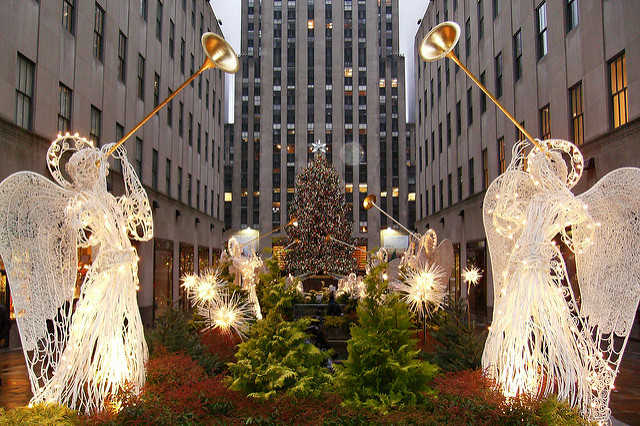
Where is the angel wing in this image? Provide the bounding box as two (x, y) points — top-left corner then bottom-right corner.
(482, 169), (537, 299)
(574, 168), (640, 344)
(0, 171), (78, 392)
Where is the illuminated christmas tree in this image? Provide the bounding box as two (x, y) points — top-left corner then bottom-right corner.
(282, 154), (357, 275)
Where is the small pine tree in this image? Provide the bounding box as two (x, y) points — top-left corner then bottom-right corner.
(282, 154), (357, 275)
(335, 264), (439, 413)
(422, 297), (488, 372)
(227, 259), (331, 399)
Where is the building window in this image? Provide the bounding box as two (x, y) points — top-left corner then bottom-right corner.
(468, 158), (475, 196)
(516, 120), (526, 142)
(16, 54), (35, 130)
(58, 83), (72, 133)
(180, 38), (185, 74)
(177, 167), (182, 202)
(457, 166), (463, 201)
(187, 173), (192, 207)
(513, 30), (522, 82)
(536, 2), (548, 60)
(566, 0), (578, 32)
(465, 18), (471, 58)
(178, 101), (184, 136)
(152, 149), (158, 190)
(447, 112), (452, 146)
(456, 100), (461, 136)
(540, 104), (551, 140)
(156, 1), (163, 40)
(447, 174), (452, 206)
(498, 137), (505, 174)
(188, 113), (193, 146)
(197, 123), (201, 154)
(62, 0), (75, 34)
(609, 52), (628, 129)
(166, 158), (171, 197)
(169, 20), (175, 59)
(118, 31), (127, 82)
(493, 0), (500, 19)
(495, 52), (503, 98)
(479, 72), (486, 114)
(137, 54), (145, 100)
(467, 87), (473, 126)
(153, 73), (160, 107)
(93, 3), (105, 61)
(140, 0), (148, 21)
(438, 122), (443, 153)
(477, 0), (484, 40)
(482, 148), (488, 190)
(569, 82), (584, 145)
(90, 105), (101, 146)
(135, 137), (143, 177)
(167, 88), (173, 126)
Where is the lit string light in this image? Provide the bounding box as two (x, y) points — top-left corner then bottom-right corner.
(0, 135), (153, 412)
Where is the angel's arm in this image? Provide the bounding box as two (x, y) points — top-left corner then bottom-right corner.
(108, 145), (153, 241)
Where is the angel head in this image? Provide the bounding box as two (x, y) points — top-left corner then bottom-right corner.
(66, 148), (104, 191)
(527, 139), (584, 190)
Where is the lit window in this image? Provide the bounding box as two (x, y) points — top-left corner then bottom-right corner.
(609, 52), (628, 129)
(392, 187), (399, 197)
(379, 79), (385, 88)
(408, 192), (416, 201)
(570, 82), (584, 145)
(308, 20), (314, 29)
(359, 183), (367, 193)
(540, 105), (551, 140)
(344, 67), (353, 77)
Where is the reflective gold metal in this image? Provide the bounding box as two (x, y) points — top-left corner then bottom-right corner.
(362, 194), (420, 240)
(419, 22), (541, 150)
(106, 33), (239, 158)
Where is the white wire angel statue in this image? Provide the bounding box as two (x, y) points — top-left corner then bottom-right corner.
(223, 237), (264, 320)
(0, 134), (153, 413)
(387, 230), (454, 317)
(482, 139), (640, 423)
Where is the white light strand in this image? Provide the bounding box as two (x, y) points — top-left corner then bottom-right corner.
(0, 135), (153, 413)
(482, 139), (640, 423)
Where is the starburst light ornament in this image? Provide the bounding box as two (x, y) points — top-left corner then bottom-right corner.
(396, 263), (447, 317)
(0, 135), (153, 412)
(311, 139), (327, 154)
(462, 264), (483, 290)
(198, 290), (253, 339)
(482, 139), (640, 423)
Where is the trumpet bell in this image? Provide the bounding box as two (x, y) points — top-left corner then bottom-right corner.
(418, 21), (461, 62)
(363, 194), (377, 210)
(201, 33), (239, 73)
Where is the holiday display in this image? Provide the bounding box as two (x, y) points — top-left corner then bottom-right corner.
(462, 264), (482, 290)
(335, 263), (438, 411)
(482, 139), (640, 423)
(182, 268), (253, 339)
(388, 230), (454, 317)
(0, 135), (152, 412)
(223, 237), (264, 320)
(282, 155), (357, 275)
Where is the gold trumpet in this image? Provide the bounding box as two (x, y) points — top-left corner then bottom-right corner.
(326, 234), (368, 254)
(240, 217), (299, 248)
(418, 21), (541, 150)
(106, 33), (239, 158)
(362, 194), (420, 240)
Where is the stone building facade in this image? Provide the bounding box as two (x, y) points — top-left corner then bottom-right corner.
(414, 0), (640, 323)
(227, 0), (415, 253)
(0, 0), (229, 346)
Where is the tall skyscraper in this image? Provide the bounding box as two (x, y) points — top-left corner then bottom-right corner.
(228, 0), (415, 254)
(414, 0), (640, 325)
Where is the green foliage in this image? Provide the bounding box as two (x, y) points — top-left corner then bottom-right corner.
(422, 297), (487, 372)
(0, 403), (79, 425)
(146, 300), (223, 376)
(228, 269), (331, 400)
(227, 315), (332, 399)
(335, 264), (439, 413)
(536, 395), (592, 425)
(256, 256), (302, 320)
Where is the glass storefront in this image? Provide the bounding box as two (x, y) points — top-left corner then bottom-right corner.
(466, 239), (487, 322)
(153, 239), (173, 320)
(179, 243), (194, 309)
